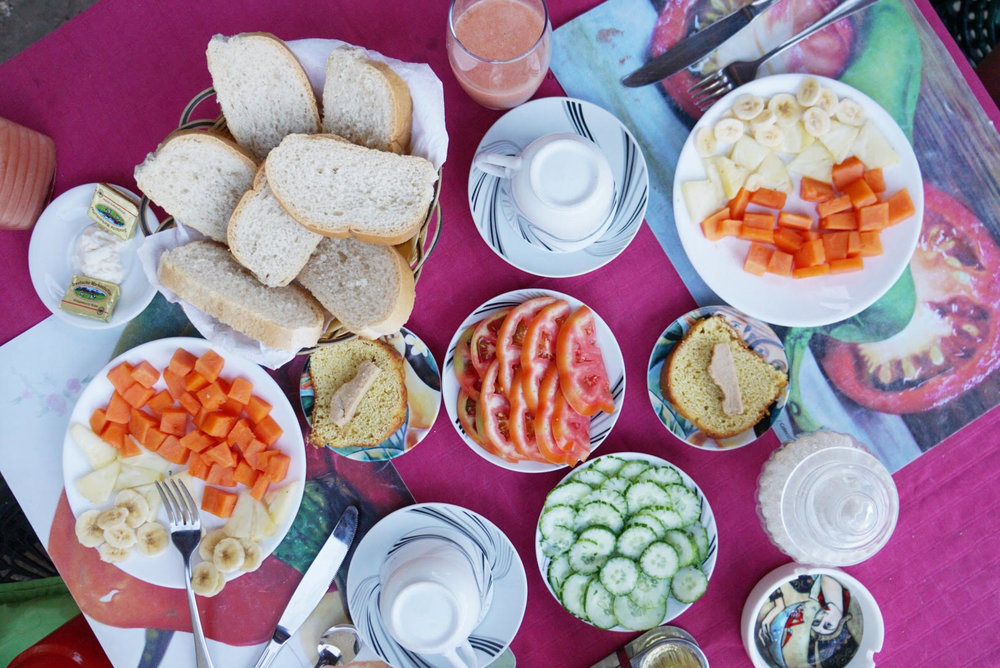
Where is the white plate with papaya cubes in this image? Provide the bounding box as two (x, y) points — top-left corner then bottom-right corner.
(673, 74), (923, 328)
(62, 336), (305, 589)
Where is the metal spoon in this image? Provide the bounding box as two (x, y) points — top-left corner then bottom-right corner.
(315, 625), (362, 667)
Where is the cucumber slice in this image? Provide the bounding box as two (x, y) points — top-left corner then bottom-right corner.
(639, 541), (680, 579)
(541, 525), (576, 557)
(577, 526), (617, 555)
(575, 500), (624, 533)
(601, 476), (630, 494)
(545, 481), (593, 507)
(625, 481), (672, 512)
(665, 484), (702, 526)
(592, 455), (626, 476)
(572, 468), (608, 487)
(560, 573), (593, 621)
(584, 579), (619, 630)
(580, 488), (628, 515)
(547, 553), (572, 597)
(671, 565), (708, 604)
(569, 537), (611, 574)
(599, 556), (639, 596)
(539, 504), (576, 540)
(642, 506), (683, 531)
(613, 594), (666, 631)
(626, 512), (666, 538)
(618, 461), (652, 479)
(629, 572), (671, 610)
(637, 465), (683, 486)
(616, 525), (657, 559)
(686, 523), (710, 563)
(663, 529), (699, 568)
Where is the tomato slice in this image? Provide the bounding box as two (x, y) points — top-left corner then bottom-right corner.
(456, 389), (485, 446)
(535, 366), (567, 464)
(556, 306), (616, 417)
(521, 300), (571, 412)
(476, 359), (522, 462)
(496, 297), (558, 396)
(470, 309), (510, 378)
(552, 388), (591, 466)
(453, 325), (482, 400)
(508, 370), (546, 462)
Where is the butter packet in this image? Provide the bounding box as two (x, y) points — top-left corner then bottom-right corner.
(87, 183), (139, 240)
(59, 274), (120, 322)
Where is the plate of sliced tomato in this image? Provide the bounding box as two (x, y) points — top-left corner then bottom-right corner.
(443, 289), (625, 472)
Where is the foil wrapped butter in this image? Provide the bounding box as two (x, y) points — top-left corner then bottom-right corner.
(59, 274), (120, 322)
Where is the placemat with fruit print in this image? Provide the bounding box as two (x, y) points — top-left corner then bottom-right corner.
(551, 0), (1000, 472)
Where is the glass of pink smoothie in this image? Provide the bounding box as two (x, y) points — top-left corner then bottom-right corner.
(447, 0), (552, 110)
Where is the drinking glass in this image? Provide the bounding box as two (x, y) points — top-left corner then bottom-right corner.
(447, 0), (552, 109)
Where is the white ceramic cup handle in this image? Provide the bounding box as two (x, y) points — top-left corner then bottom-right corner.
(473, 152), (523, 178)
(438, 639), (477, 667)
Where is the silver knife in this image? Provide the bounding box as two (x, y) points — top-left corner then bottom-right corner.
(621, 0), (780, 87)
(253, 505), (359, 668)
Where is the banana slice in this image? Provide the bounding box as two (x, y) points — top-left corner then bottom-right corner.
(713, 118), (746, 144)
(191, 562), (225, 597)
(98, 543), (131, 563)
(835, 98), (866, 126)
(75, 509), (106, 548)
(104, 524), (137, 549)
(213, 537), (246, 573)
(135, 522), (170, 556)
(802, 107), (832, 137)
(239, 539), (264, 572)
(731, 93), (764, 120)
(796, 77), (822, 106)
(97, 507), (129, 530)
(694, 126), (718, 157)
(750, 109), (776, 130)
(815, 88), (839, 115)
(768, 93), (803, 127)
(753, 125), (785, 148)
(199, 528), (229, 562)
(115, 490), (151, 528)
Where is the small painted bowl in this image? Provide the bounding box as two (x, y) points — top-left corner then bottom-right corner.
(647, 305), (789, 451)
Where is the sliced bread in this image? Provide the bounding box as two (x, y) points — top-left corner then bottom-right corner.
(265, 133), (437, 244)
(206, 32), (321, 160)
(158, 240), (325, 350)
(307, 338), (407, 449)
(322, 45), (413, 154)
(134, 130), (256, 243)
(297, 236), (415, 339)
(662, 315), (787, 439)
(227, 168), (323, 287)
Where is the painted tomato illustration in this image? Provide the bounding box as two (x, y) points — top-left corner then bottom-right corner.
(817, 183), (1000, 413)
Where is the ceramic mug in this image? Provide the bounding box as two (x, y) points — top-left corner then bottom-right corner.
(379, 529), (492, 667)
(474, 133), (615, 252)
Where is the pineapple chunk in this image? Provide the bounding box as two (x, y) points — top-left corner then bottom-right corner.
(778, 122), (815, 155)
(705, 156), (750, 200)
(70, 423), (118, 470)
(787, 143), (835, 183)
(113, 464), (163, 491)
(730, 136), (771, 171)
(681, 178), (726, 223)
(851, 120), (900, 169)
(753, 152), (793, 193)
(224, 493), (255, 539)
(818, 121), (861, 163)
(76, 460), (121, 504)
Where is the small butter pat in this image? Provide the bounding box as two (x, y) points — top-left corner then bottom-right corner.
(329, 360), (382, 427)
(88, 183), (139, 240)
(59, 274), (120, 322)
(708, 342), (743, 416)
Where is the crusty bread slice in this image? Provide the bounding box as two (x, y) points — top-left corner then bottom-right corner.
(227, 168), (323, 287)
(134, 130), (256, 243)
(265, 133), (437, 245)
(297, 236), (415, 339)
(662, 315), (787, 439)
(307, 338), (407, 449)
(206, 32), (321, 160)
(322, 45), (413, 154)
(158, 240), (325, 350)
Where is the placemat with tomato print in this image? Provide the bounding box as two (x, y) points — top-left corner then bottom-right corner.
(551, 0), (1000, 472)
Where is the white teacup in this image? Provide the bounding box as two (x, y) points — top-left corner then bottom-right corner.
(378, 529), (491, 667)
(474, 133), (615, 253)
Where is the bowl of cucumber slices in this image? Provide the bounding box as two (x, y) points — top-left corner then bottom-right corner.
(535, 452), (717, 630)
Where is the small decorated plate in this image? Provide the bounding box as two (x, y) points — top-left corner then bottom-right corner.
(469, 96), (649, 277)
(647, 305), (788, 450)
(300, 327), (441, 461)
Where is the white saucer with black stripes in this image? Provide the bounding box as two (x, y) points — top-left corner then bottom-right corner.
(468, 96), (649, 277)
(346, 503), (527, 668)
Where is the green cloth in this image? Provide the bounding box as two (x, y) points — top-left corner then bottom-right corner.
(0, 577), (81, 666)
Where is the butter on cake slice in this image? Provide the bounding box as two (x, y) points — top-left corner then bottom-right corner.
(661, 315), (787, 439)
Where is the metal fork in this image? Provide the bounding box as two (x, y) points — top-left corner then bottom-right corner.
(688, 0), (881, 109)
(157, 479), (215, 668)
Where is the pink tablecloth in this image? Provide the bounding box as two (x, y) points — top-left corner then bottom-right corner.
(1, 0), (999, 665)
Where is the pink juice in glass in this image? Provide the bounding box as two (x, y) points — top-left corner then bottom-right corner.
(447, 0), (552, 109)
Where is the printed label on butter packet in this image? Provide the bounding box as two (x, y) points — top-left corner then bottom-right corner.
(87, 183), (139, 240)
(59, 274), (120, 322)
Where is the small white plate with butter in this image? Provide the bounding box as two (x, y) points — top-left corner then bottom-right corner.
(28, 182), (159, 329)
